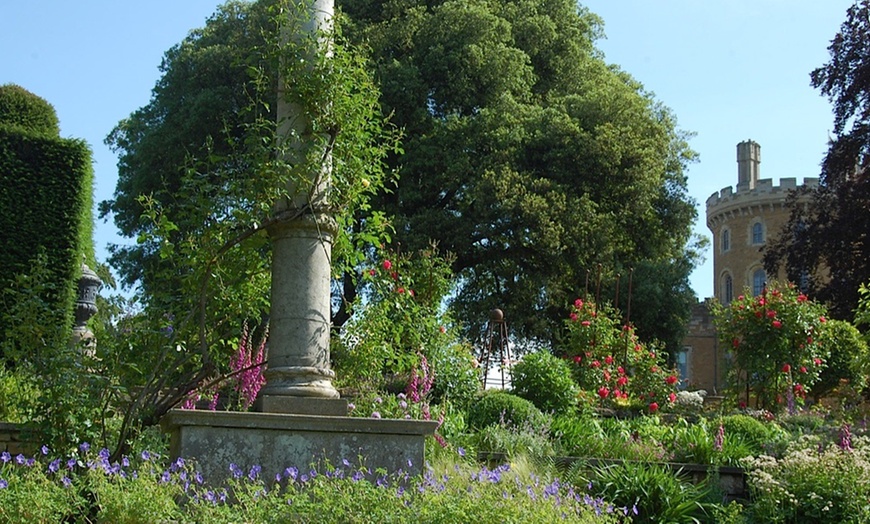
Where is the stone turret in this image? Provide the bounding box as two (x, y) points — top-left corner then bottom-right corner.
(706, 141), (817, 304)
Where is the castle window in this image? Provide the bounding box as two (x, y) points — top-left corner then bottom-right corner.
(676, 348), (690, 390)
(724, 274), (733, 304)
(752, 222), (764, 244)
(722, 229), (730, 252)
(752, 269), (766, 296)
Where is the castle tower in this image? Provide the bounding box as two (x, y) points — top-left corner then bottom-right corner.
(706, 141), (817, 304)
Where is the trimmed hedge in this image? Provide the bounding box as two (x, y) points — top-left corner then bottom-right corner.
(0, 84), (60, 136)
(0, 86), (94, 354)
(466, 390), (547, 430)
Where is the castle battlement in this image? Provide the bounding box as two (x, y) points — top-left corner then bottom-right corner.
(706, 176), (819, 210)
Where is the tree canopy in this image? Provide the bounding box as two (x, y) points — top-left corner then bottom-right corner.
(339, 0), (701, 351)
(764, 0), (870, 321)
(102, 0), (701, 354)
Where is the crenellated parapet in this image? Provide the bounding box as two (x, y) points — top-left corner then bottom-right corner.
(706, 177), (818, 230)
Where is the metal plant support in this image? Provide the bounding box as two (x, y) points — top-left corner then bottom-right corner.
(479, 308), (513, 389)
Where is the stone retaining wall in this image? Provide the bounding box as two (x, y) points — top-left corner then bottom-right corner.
(0, 422), (32, 455)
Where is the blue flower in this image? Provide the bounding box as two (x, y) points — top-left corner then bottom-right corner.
(62, 476), (72, 488)
(41, 445), (49, 456)
(79, 442), (90, 453)
(0, 479), (7, 489)
(248, 464), (261, 481)
(15, 454), (25, 465)
(195, 471), (204, 485)
(98, 448), (110, 460)
(457, 447), (466, 457)
(229, 463), (243, 479)
(0, 452), (10, 463)
(48, 459), (61, 473)
(67, 458), (77, 470)
(284, 466), (298, 481)
(141, 450), (152, 461)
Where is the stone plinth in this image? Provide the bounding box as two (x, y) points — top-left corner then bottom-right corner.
(161, 410), (437, 484)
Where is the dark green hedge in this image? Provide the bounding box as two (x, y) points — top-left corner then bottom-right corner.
(0, 84), (60, 136)
(0, 123), (94, 352)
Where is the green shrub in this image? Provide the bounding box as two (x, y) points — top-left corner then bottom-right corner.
(719, 414), (777, 454)
(814, 319), (870, 398)
(428, 342), (480, 409)
(466, 391), (547, 430)
(510, 350), (577, 414)
(473, 421), (555, 459)
(552, 415), (669, 462)
(0, 367), (39, 423)
(0, 84), (59, 135)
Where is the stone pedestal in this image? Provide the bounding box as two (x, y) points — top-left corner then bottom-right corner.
(162, 410), (437, 484)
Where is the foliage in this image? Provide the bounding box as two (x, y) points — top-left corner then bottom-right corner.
(0, 367), (38, 423)
(552, 415), (669, 463)
(334, 246), (462, 390)
(102, 0), (400, 324)
(473, 420), (556, 459)
(339, 0), (702, 350)
(0, 255), (117, 452)
(814, 319), (870, 399)
(466, 390), (547, 431)
(560, 298), (678, 413)
(742, 437), (870, 523)
(0, 90), (95, 357)
(0, 83), (59, 135)
(510, 350), (578, 415)
(711, 282), (831, 411)
(0, 445), (627, 523)
(426, 341), (480, 409)
(718, 414), (784, 456)
(764, 0), (870, 320)
(580, 461), (712, 524)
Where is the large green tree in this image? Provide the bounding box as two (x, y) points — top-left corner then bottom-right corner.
(765, 0), (870, 321)
(339, 0), (701, 351)
(103, 0), (701, 355)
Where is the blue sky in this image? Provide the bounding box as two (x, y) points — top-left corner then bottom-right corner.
(1, 1), (853, 299)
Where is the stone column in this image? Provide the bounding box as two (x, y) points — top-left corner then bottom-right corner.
(258, 0), (341, 407)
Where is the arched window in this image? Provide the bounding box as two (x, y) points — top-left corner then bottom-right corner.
(752, 269), (766, 296)
(724, 274), (733, 304)
(752, 222), (764, 244)
(676, 348), (690, 390)
(722, 229), (730, 252)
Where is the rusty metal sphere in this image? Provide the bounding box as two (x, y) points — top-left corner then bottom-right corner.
(489, 308), (504, 322)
